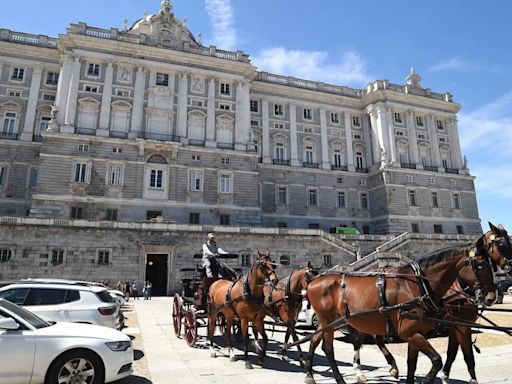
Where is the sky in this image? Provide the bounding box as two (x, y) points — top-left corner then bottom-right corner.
(1, 0), (511, 233)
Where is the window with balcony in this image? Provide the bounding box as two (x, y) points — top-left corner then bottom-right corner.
(2, 112), (17, 135)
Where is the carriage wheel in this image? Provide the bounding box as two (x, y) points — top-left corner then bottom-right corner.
(216, 313), (226, 334)
(172, 294), (182, 337)
(185, 309), (198, 347)
(233, 319), (243, 343)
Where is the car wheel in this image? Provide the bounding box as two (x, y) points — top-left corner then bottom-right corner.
(312, 314), (319, 329)
(46, 349), (104, 384)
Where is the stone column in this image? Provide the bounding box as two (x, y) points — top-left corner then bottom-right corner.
(206, 77), (216, 147)
(176, 73), (188, 143)
(320, 109), (330, 170)
(61, 57), (81, 133)
(386, 108), (397, 166)
(261, 99), (271, 164)
(55, 55), (73, 126)
(289, 104), (299, 166)
(97, 62), (114, 137)
(427, 114), (441, 169)
(129, 66), (146, 139)
(362, 114), (373, 167)
(235, 80), (250, 151)
(448, 117), (463, 169)
(344, 112), (355, 171)
(406, 110), (419, 166)
(367, 107), (381, 169)
(21, 67), (43, 141)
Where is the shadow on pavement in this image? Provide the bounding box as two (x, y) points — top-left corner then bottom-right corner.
(114, 375), (152, 384)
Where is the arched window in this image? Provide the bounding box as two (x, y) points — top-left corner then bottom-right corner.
(273, 134), (287, 162)
(77, 97), (100, 131)
(110, 101), (132, 136)
(147, 154), (168, 164)
(303, 137), (316, 165)
(396, 140), (410, 164)
(188, 111), (206, 141)
(216, 114), (233, 144)
(353, 144), (366, 169)
(331, 141), (344, 168)
(419, 143), (432, 167)
(251, 130), (261, 154)
(440, 146), (452, 168)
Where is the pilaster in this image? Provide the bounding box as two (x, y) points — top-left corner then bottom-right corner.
(427, 114), (441, 169)
(176, 73), (188, 143)
(205, 77), (216, 147)
(98, 62), (114, 137)
(289, 104), (299, 166)
(362, 114), (373, 168)
(261, 99), (270, 164)
(320, 109), (330, 170)
(21, 67), (43, 141)
(235, 80), (250, 151)
(129, 66), (146, 139)
(386, 108), (397, 166)
(367, 107), (381, 169)
(406, 110), (419, 166)
(55, 55), (73, 126)
(448, 117), (463, 169)
(344, 112), (355, 171)
(61, 57), (81, 134)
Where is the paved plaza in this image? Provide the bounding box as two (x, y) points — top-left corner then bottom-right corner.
(117, 297), (512, 384)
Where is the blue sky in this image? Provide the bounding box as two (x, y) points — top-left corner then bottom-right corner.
(2, 0), (511, 233)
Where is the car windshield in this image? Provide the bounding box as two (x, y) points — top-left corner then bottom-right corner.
(96, 289), (116, 303)
(0, 299), (50, 329)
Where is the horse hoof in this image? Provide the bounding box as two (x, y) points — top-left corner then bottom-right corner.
(441, 374), (449, 384)
(229, 353), (237, 362)
(390, 368), (399, 379)
(245, 362), (253, 370)
(356, 374), (368, 383)
(210, 348), (217, 358)
(304, 375), (316, 384)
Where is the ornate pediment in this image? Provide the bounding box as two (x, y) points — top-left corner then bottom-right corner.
(128, 1), (196, 49)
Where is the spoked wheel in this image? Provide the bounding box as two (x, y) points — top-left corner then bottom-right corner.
(216, 313), (226, 334)
(172, 294), (182, 337)
(185, 308), (198, 347)
(233, 319), (243, 343)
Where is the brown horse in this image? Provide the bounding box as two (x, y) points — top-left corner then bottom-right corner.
(304, 230), (505, 384)
(253, 263), (317, 365)
(207, 250), (278, 369)
(343, 240), (497, 384)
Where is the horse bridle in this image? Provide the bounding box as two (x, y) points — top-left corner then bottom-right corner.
(463, 251), (496, 305)
(480, 233), (512, 274)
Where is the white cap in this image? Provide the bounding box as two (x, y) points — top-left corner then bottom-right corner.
(207, 233), (215, 240)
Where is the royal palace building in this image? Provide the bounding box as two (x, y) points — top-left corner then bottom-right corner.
(0, 2), (483, 291)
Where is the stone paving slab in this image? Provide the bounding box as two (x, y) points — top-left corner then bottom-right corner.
(121, 297), (512, 384)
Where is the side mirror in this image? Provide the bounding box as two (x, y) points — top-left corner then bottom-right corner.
(0, 317), (19, 330)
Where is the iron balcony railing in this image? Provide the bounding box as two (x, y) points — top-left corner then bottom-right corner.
(75, 127), (96, 136)
(401, 162), (417, 169)
(355, 167), (369, 173)
(0, 132), (19, 140)
(445, 167), (459, 174)
(109, 131), (128, 139)
(331, 165), (348, 171)
(423, 165), (439, 172)
(217, 142), (234, 150)
(273, 159), (290, 166)
(188, 139), (205, 147)
(303, 162), (319, 169)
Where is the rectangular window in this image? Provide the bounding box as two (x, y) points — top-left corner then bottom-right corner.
(146, 210), (161, 220)
(189, 212), (200, 224)
(337, 177), (343, 184)
(106, 208), (118, 221)
(240, 254), (251, 267)
(450, 179), (457, 187)
(70, 207), (82, 219)
(220, 83), (231, 96)
(406, 175), (414, 183)
(190, 171), (202, 191)
(0, 166), (5, 186)
(333, 150), (342, 167)
(360, 192), (369, 209)
(453, 193), (461, 209)
(429, 177), (436, 184)
(156, 72), (169, 86)
(250, 100), (259, 113)
(46, 72), (59, 85)
(456, 225), (464, 235)
(395, 130), (404, 136)
(408, 190), (417, 206)
(337, 191), (346, 208)
(303, 108), (312, 120)
(2, 112), (16, 134)
(113, 147), (122, 154)
(43, 94), (56, 101)
(219, 103), (231, 111)
(11, 67), (25, 81)
(220, 214), (230, 225)
(352, 116), (360, 127)
(51, 249), (64, 265)
(84, 85), (98, 93)
(116, 89), (131, 97)
(359, 179), (366, 187)
(362, 225), (370, 235)
(251, 120), (259, 127)
(150, 169), (163, 188)
(0, 249), (11, 262)
(418, 133), (427, 139)
(277, 186), (287, 205)
(219, 174), (231, 193)
(74, 163), (88, 183)
(416, 116), (424, 127)
(8, 89), (21, 97)
(330, 112), (339, 124)
(308, 189), (317, 206)
(412, 223), (420, 233)
(323, 254), (332, 267)
(434, 224), (443, 234)
(38, 117), (51, 134)
(87, 63), (100, 77)
(98, 250), (110, 265)
(274, 104), (283, 116)
(436, 120), (445, 130)
(394, 112), (403, 124)
(78, 144), (89, 152)
(274, 122), (285, 129)
(29, 168), (38, 188)
(109, 164), (122, 186)
(431, 191), (439, 208)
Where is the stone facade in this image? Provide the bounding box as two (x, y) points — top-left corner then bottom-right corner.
(0, 2), (481, 238)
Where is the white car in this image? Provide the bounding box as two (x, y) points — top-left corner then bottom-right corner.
(297, 294), (319, 328)
(109, 289), (127, 306)
(0, 282), (121, 329)
(0, 298), (132, 384)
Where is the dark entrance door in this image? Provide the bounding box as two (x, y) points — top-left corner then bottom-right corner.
(145, 254), (168, 296)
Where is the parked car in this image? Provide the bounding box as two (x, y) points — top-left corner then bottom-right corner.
(0, 282), (121, 329)
(496, 279), (512, 304)
(0, 298), (132, 384)
(297, 291), (319, 328)
(109, 289), (127, 306)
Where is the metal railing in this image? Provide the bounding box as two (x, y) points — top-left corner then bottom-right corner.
(217, 142), (234, 150)
(75, 127), (96, 136)
(423, 165), (439, 172)
(355, 167), (369, 173)
(0, 132), (19, 140)
(273, 159), (290, 166)
(303, 162), (319, 169)
(32, 135), (43, 142)
(140, 132), (180, 142)
(331, 165), (348, 171)
(109, 131), (128, 139)
(188, 139), (205, 147)
(401, 162), (417, 169)
(445, 167), (459, 174)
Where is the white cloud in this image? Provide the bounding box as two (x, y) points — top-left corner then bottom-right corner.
(252, 47), (372, 87)
(204, 0), (237, 51)
(428, 56), (471, 72)
(472, 165), (512, 198)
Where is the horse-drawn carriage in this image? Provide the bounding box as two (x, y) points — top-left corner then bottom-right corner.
(172, 253), (243, 346)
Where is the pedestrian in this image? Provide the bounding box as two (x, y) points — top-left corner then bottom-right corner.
(147, 281), (152, 300)
(116, 280), (123, 292)
(132, 281), (139, 300)
(125, 281), (131, 301)
(143, 281), (148, 300)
